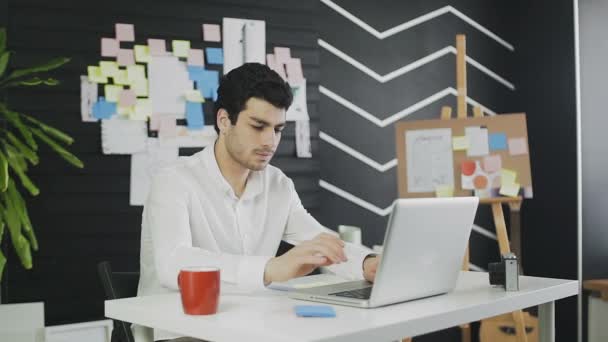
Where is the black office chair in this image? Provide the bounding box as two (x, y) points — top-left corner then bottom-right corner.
(97, 261), (140, 342)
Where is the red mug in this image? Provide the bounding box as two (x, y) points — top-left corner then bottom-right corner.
(177, 266), (220, 315)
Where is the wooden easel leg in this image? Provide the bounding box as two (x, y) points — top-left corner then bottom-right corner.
(491, 202), (528, 342)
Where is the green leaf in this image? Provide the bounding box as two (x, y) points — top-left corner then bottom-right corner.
(8, 182), (37, 251)
(4, 142), (28, 172)
(4, 57), (70, 83)
(0, 51), (10, 78)
(32, 128), (83, 168)
(18, 77), (43, 86)
(0, 150), (8, 192)
(0, 28), (6, 55)
(0, 249), (6, 282)
(4, 145), (39, 196)
(2, 185), (32, 269)
(22, 114), (74, 145)
(43, 78), (60, 86)
(1, 109), (37, 150)
(6, 132), (39, 165)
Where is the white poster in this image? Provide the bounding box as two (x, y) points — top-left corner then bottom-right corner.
(148, 55), (191, 118)
(101, 117), (147, 155)
(465, 126), (490, 157)
(406, 128), (454, 193)
(129, 139), (179, 206)
(80, 75), (98, 122)
(222, 17), (266, 74)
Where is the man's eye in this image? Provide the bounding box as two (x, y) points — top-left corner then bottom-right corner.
(252, 125), (264, 130)
(275, 128), (284, 133)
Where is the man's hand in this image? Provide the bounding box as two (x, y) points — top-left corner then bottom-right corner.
(363, 255), (381, 282)
(264, 233), (347, 285)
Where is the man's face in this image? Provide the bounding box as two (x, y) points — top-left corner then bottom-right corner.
(221, 97), (286, 171)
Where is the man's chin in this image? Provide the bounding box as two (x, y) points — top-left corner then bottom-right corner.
(248, 161), (269, 171)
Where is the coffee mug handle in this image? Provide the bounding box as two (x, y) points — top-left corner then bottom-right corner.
(177, 272), (182, 289)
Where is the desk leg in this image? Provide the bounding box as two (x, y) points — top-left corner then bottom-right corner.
(539, 301), (555, 342)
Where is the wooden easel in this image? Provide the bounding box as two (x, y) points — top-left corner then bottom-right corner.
(401, 34), (528, 342)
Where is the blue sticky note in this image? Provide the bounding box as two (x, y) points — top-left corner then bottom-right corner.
(186, 101), (205, 129)
(489, 132), (508, 151)
(92, 97), (116, 119)
(187, 66), (205, 82)
(205, 48), (224, 65)
(195, 70), (219, 101)
(294, 305), (336, 318)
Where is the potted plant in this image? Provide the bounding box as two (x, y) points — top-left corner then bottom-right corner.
(0, 27), (83, 282)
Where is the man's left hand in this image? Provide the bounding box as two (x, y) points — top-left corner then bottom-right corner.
(363, 255), (381, 282)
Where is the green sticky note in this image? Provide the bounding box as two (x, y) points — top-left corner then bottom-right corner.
(99, 61), (119, 77)
(113, 69), (130, 86)
(87, 66), (108, 83)
(185, 89), (205, 103)
(134, 45), (151, 63)
(104, 84), (123, 102)
(127, 64), (146, 83)
(499, 182), (520, 197)
(435, 185), (454, 198)
(133, 99), (151, 120)
(500, 168), (517, 187)
(172, 40), (191, 58)
(132, 78), (148, 97)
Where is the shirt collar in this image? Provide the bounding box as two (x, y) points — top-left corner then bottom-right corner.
(200, 141), (263, 201)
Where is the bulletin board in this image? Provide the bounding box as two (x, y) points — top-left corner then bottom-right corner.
(395, 113), (533, 199)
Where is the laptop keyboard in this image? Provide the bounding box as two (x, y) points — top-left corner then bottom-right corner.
(329, 287), (372, 299)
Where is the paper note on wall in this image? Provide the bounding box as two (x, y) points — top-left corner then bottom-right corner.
(202, 24), (221, 42)
(465, 126), (489, 157)
(222, 17), (266, 74)
(129, 138), (179, 206)
(148, 55), (191, 118)
(295, 120), (312, 158)
(286, 79), (309, 121)
(80, 76), (98, 122)
(406, 128), (454, 193)
(101, 117), (147, 154)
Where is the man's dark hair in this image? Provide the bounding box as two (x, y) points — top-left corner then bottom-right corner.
(214, 63), (293, 133)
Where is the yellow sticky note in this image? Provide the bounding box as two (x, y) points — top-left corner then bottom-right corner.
(132, 99), (151, 120)
(87, 66), (108, 83)
(499, 182), (520, 197)
(127, 65), (146, 83)
(172, 40), (191, 58)
(113, 69), (130, 86)
(134, 45), (150, 63)
(185, 90), (205, 103)
(501, 168), (517, 186)
(452, 136), (469, 151)
(104, 85), (123, 102)
(435, 185), (454, 198)
(117, 105), (134, 116)
(132, 78), (148, 97)
(99, 61), (119, 77)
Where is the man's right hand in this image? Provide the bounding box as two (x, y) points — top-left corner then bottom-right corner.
(264, 233), (348, 285)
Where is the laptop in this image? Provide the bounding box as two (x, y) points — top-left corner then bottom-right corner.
(288, 197), (479, 308)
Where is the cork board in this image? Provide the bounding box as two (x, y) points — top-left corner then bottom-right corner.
(395, 113), (533, 198)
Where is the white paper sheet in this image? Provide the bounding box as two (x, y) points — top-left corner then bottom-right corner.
(148, 55), (191, 118)
(406, 128), (454, 193)
(295, 120), (312, 158)
(465, 126), (490, 157)
(286, 79), (309, 121)
(129, 138), (179, 206)
(222, 17), (266, 74)
(80, 76), (98, 122)
(101, 117), (147, 154)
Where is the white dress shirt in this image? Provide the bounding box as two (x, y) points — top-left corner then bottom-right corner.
(136, 143), (371, 341)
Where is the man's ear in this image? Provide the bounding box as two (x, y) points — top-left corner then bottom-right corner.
(217, 108), (231, 134)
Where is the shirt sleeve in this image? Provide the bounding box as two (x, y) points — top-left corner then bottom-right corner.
(282, 179), (373, 280)
(144, 169), (271, 291)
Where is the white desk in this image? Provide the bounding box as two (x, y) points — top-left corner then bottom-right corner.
(105, 272), (577, 342)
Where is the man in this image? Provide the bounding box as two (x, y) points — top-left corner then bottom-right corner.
(137, 63), (380, 342)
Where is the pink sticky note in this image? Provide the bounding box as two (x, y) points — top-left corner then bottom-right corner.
(117, 49), (135, 66)
(148, 39), (167, 56)
(101, 38), (119, 57)
(115, 23), (135, 42)
(482, 155), (502, 173)
(286, 58), (304, 84)
(266, 54), (276, 70)
(202, 24), (221, 42)
(187, 49), (205, 66)
(149, 114), (161, 131)
(508, 137), (528, 156)
(118, 89), (137, 107)
(159, 117), (177, 138)
(274, 47), (291, 65)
